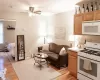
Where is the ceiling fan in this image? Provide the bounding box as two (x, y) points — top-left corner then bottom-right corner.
(29, 7), (41, 16)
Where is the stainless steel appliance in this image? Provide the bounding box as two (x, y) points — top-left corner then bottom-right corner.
(82, 21), (100, 35)
(78, 42), (100, 80)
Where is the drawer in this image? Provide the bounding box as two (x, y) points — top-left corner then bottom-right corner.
(68, 50), (77, 57)
(78, 73), (92, 80)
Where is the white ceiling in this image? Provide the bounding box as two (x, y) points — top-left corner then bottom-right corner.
(0, 0), (82, 14)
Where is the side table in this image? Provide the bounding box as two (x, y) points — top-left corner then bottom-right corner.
(33, 53), (49, 70)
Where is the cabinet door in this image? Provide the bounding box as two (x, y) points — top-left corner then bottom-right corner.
(74, 14), (83, 35)
(94, 10), (100, 20)
(84, 12), (94, 21)
(68, 55), (77, 78)
(68, 50), (77, 57)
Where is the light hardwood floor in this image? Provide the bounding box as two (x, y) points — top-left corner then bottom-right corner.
(56, 73), (77, 80)
(0, 52), (76, 80)
(0, 52), (19, 80)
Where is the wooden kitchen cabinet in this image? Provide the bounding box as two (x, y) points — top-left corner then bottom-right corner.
(94, 10), (100, 20)
(74, 10), (100, 35)
(68, 50), (77, 78)
(83, 12), (94, 21)
(74, 14), (83, 35)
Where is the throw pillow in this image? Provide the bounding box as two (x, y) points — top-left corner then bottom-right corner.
(42, 44), (49, 51)
(59, 47), (66, 55)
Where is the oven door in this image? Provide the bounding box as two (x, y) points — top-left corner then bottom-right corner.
(78, 56), (100, 80)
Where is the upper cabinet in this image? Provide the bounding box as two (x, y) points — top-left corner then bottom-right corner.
(84, 11), (100, 21)
(74, 14), (83, 35)
(74, 10), (100, 35)
(94, 10), (100, 20)
(74, 1), (100, 35)
(84, 12), (94, 21)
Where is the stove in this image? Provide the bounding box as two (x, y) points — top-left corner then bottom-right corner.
(78, 42), (100, 61)
(80, 49), (100, 56)
(78, 42), (100, 80)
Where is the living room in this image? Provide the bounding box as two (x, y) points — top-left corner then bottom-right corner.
(1, 0), (100, 80)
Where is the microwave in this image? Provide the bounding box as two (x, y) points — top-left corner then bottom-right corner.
(82, 21), (100, 35)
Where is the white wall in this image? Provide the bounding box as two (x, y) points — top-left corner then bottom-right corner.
(53, 10), (75, 45)
(0, 12), (54, 60)
(0, 10), (75, 60)
(4, 21), (16, 43)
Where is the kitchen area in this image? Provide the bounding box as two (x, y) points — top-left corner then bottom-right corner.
(68, 41), (100, 80)
(67, 0), (100, 80)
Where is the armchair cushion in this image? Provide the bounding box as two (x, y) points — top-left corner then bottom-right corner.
(49, 43), (57, 53)
(55, 46), (63, 54)
(47, 52), (59, 61)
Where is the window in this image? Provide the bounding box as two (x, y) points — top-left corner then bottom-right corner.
(38, 17), (47, 44)
(38, 17), (47, 37)
(0, 22), (3, 43)
(39, 20), (47, 36)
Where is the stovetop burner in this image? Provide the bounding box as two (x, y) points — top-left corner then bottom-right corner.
(80, 49), (100, 56)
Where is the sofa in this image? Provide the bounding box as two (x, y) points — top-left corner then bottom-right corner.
(38, 43), (69, 69)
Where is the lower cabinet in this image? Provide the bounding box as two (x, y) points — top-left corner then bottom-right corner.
(68, 50), (77, 78)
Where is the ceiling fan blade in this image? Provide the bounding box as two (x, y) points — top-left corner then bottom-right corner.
(34, 12), (41, 15)
(34, 11), (41, 13)
(34, 11), (41, 14)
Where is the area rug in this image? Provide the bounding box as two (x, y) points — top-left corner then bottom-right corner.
(12, 59), (61, 80)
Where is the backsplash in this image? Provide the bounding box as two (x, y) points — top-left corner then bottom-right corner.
(76, 35), (100, 43)
(74, 35), (100, 48)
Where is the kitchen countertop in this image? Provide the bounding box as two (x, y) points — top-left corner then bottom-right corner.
(68, 47), (83, 52)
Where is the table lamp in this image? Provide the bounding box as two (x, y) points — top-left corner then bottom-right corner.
(68, 35), (75, 47)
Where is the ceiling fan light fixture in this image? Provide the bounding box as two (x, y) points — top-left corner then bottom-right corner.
(29, 7), (34, 12)
(28, 7), (41, 17)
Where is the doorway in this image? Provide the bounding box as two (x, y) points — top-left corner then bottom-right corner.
(0, 20), (16, 62)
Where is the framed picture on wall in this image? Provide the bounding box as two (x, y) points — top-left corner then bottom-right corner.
(55, 27), (66, 39)
(17, 35), (25, 61)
